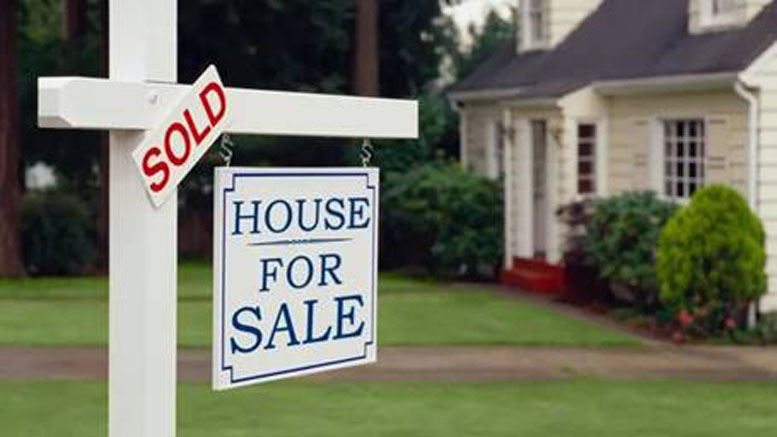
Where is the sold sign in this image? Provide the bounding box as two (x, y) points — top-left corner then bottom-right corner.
(132, 65), (231, 207)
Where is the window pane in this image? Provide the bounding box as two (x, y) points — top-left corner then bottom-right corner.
(663, 119), (707, 200)
(577, 122), (596, 195)
(578, 179), (594, 194)
(578, 124), (595, 139)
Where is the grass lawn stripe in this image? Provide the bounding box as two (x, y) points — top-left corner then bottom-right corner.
(0, 263), (639, 347)
(1, 380), (775, 436)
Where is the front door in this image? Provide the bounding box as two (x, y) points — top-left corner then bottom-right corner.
(531, 120), (547, 260)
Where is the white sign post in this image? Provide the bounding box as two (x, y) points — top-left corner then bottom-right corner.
(37, 1), (417, 436)
(213, 168), (379, 389)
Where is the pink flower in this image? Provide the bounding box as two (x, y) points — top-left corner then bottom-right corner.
(725, 318), (737, 329)
(679, 310), (694, 327)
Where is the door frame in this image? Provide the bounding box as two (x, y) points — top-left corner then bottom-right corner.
(528, 119), (550, 261)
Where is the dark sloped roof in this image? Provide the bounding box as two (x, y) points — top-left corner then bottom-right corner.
(451, 0), (777, 98)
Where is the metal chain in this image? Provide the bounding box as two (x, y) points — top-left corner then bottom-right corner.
(219, 134), (235, 167)
(360, 138), (374, 167)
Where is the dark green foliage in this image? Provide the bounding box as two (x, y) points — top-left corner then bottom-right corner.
(453, 10), (514, 80)
(584, 192), (679, 309)
(19, 0), (103, 197)
(373, 93), (458, 173)
(21, 190), (96, 276)
(381, 163), (502, 277)
(657, 185), (766, 334)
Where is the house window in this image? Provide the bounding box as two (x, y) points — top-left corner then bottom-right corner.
(663, 119), (705, 200)
(703, 0), (740, 26)
(577, 124), (596, 195)
(522, 0), (547, 49)
(711, 0), (738, 15)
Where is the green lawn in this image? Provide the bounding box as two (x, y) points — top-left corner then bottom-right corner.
(3, 380), (775, 436)
(0, 262), (639, 347)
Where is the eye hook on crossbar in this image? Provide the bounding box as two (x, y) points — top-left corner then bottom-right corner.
(360, 138), (374, 168)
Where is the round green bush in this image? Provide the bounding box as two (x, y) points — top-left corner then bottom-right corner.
(656, 185), (766, 328)
(21, 190), (96, 276)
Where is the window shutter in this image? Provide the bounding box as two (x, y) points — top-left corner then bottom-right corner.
(632, 118), (652, 190)
(706, 116), (730, 185)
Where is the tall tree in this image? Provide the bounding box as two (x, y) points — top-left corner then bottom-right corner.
(98, 0), (109, 272)
(63, 0), (86, 42)
(0, 0), (25, 276)
(454, 10), (514, 81)
(353, 0), (378, 96)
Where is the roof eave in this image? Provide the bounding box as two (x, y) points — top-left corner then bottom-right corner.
(448, 87), (526, 103)
(592, 72), (740, 96)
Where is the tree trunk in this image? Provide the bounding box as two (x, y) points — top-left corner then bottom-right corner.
(63, 0), (87, 42)
(353, 0), (379, 96)
(0, 0), (25, 276)
(97, 0), (109, 272)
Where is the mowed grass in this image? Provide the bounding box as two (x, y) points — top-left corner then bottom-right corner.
(3, 380), (776, 436)
(0, 262), (639, 347)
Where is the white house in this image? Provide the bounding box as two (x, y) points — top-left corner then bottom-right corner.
(448, 0), (777, 311)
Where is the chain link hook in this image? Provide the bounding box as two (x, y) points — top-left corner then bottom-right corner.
(360, 138), (374, 168)
(219, 134), (234, 167)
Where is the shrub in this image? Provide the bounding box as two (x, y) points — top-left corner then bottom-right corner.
(656, 185), (766, 335)
(584, 191), (678, 309)
(21, 189), (96, 276)
(381, 163), (502, 278)
(557, 198), (608, 303)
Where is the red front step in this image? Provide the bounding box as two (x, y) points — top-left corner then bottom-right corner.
(500, 258), (565, 294)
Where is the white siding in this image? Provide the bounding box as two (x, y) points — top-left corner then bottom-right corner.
(547, 0), (603, 48)
(746, 41), (777, 312)
(460, 103), (501, 177)
(607, 91), (749, 197)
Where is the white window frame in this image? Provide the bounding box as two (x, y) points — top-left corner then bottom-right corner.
(521, 0), (548, 51)
(659, 118), (707, 202)
(701, 0), (741, 27)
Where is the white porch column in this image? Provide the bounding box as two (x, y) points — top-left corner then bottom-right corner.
(502, 108), (514, 269)
(108, 0), (177, 436)
(516, 119), (534, 258)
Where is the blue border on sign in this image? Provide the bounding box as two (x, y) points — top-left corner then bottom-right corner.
(218, 171), (377, 385)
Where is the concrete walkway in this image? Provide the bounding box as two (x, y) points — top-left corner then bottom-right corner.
(2, 345), (777, 382)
